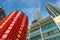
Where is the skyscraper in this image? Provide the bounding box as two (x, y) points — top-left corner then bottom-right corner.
(34, 9), (42, 22)
(46, 3), (60, 18)
(32, 9), (42, 24)
(29, 16), (60, 40)
(46, 3), (60, 28)
(0, 10), (29, 40)
(0, 7), (6, 21)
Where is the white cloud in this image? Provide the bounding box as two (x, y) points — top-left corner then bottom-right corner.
(56, 0), (60, 7)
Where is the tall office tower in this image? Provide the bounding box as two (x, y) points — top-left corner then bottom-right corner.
(46, 3), (60, 18)
(32, 10), (42, 23)
(34, 9), (42, 21)
(0, 10), (29, 40)
(46, 3), (60, 28)
(0, 7), (6, 21)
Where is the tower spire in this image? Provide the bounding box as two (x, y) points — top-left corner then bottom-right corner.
(34, 9), (42, 22)
(46, 2), (60, 18)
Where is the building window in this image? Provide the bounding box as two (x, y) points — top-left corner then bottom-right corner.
(42, 22), (57, 31)
(53, 29), (60, 34)
(30, 34), (41, 40)
(48, 31), (53, 36)
(43, 33), (48, 37)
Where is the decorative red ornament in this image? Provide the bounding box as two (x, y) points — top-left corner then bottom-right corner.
(0, 10), (29, 40)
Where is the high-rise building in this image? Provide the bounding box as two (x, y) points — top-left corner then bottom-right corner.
(29, 16), (60, 40)
(46, 3), (60, 29)
(46, 3), (60, 18)
(0, 7), (6, 21)
(34, 9), (42, 21)
(0, 10), (29, 40)
(32, 10), (42, 24)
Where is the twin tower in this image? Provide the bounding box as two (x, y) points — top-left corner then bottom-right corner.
(46, 3), (60, 28)
(0, 2), (60, 40)
(34, 2), (60, 29)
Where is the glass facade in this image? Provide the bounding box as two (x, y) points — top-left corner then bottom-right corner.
(41, 22), (57, 31)
(30, 21), (60, 40)
(30, 34), (41, 40)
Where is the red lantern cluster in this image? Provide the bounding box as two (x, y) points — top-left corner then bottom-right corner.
(0, 10), (29, 40)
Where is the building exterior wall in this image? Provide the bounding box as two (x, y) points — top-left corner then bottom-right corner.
(53, 16), (60, 27)
(46, 3), (60, 18)
(29, 16), (60, 40)
(0, 10), (29, 40)
(27, 3), (60, 40)
(46, 3), (60, 29)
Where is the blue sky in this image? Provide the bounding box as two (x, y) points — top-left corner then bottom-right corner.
(0, 0), (60, 26)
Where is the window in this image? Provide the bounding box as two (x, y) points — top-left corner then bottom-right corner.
(43, 33), (48, 37)
(48, 31), (53, 36)
(30, 34), (41, 40)
(42, 22), (57, 31)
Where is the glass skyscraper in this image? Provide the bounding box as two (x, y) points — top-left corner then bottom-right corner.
(29, 16), (60, 40)
(46, 3), (60, 18)
(46, 3), (60, 30)
(28, 3), (60, 40)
